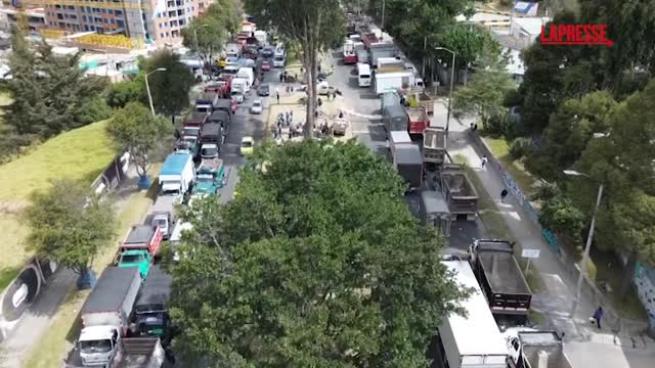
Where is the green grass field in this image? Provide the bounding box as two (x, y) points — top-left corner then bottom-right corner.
(0, 120), (114, 289)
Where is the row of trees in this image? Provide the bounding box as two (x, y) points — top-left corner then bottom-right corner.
(170, 140), (466, 366)
(182, 0), (241, 65)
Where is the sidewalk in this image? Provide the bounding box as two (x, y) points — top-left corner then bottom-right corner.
(0, 166), (140, 367)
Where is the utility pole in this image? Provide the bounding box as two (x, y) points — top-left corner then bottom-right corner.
(435, 47), (456, 135)
(381, 0), (386, 30)
(145, 68), (167, 117)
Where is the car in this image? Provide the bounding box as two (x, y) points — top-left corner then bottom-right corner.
(273, 55), (286, 68)
(241, 136), (254, 156)
(231, 90), (245, 103)
(261, 60), (271, 71)
(261, 46), (275, 58)
(258, 84), (270, 96)
(317, 81), (336, 96)
(250, 99), (263, 114)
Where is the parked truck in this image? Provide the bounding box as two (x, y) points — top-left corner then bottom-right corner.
(504, 328), (572, 368)
(406, 106), (429, 136)
(374, 69), (416, 95)
(388, 130), (412, 165)
(430, 260), (509, 368)
(120, 225), (163, 257)
(469, 239), (532, 323)
(423, 127), (446, 165)
(439, 165), (479, 220)
(159, 152), (195, 198)
(383, 103), (409, 132)
(406, 89), (434, 115)
(133, 266), (172, 339)
(191, 158), (225, 196)
(68, 267), (142, 367)
(65, 336), (167, 368)
(393, 144), (423, 190)
(145, 196), (177, 240)
(195, 92), (219, 114)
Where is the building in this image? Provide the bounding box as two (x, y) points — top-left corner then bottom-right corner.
(8, 0), (212, 47)
(0, 5), (47, 33)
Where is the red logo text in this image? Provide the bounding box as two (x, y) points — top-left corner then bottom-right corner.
(540, 24), (614, 47)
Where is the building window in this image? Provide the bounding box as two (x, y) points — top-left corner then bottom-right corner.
(85, 25), (89, 31)
(160, 33), (165, 38)
(115, 10), (122, 16)
(57, 14), (63, 20)
(108, 9), (113, 14)
(117, 20), (124, 27)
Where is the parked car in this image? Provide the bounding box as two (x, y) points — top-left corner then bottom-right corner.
(273, 55), (286, 68)
(241, 136), (254, 156)
(258, 84), (270, 96)
(261, 60), (272, 71)
(250, 99), (263, 114)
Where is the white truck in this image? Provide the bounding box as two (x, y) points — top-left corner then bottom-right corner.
(158, 152), (195, 198)
(70, 267), (142, 366)
(504, 328), (573, 368)
(144, 195), (179, 240)
(374, 69), (417, 95)
(65, 337), (167, 368)
(237, 67), (254, 89)
(254, 30), (267, 44)
(430, 259), (509, 368)
(231, 77), (250, 95)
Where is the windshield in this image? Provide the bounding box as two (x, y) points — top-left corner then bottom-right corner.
(202, 147), (219, 156)
(154, 218), (167, 228)
(242, 141), (253, 148)
(274, 56), (284, 61)
(80, 339), (112, 354)
(197, 174), (213, 182)
(253, 103), (261, 108)
(182, 137), (196, 145)
(183, 128), (199, 136)
(120, 254), (144, 264)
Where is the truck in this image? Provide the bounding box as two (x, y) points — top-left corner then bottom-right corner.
(368, 43), (396, 68)
(213, 99), (233, 121)
(439, 165), (479, 220)
(158, 152), (195, 198)
(175, 135), (199, 158)
(376, 56), (403, 70)
(406, 106), (430, 136)
(423, 127), (446, 166)
(182, 111), (208, 129)
(195, 92), (218, 114)
(383, 102), (409, 132)
(356, 48), (370, 65)
(200, 122), (223, 145)
(117, 249), (153, 279)
(393, 144), (423, 190)
(145, 196), (178, 240)
(133, 266), (172, 339)
(388, 130), (412, 165)
(374, 70), (415, 95)
(71, 267), (142, 367)
(237, 67), (255, 88)
(469, 239), (532, 323)
(406, 89), (434, 115)
(380, 91), (401, 114)
(65, 336), (167, 368)
(120, 225), (163, 257)
(192, 158), (225, 196)
(419, 190), (452, 237)
(430, 260), (509, 368)
(231, 77), (249, 95)
(504, 329), (572, 368)
(208, 110), (231, 133)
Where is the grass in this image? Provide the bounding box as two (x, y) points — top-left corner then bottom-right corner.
(23, 176), (159, 368)
(0, 120), (114, 282)
(484, 137), (537, 196)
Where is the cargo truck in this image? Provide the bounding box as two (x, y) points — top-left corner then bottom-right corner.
(133, 266), (172, 339)
(145, 195), (179, 241)
(388, 130), (412, 165)
(374, 69), (416, 95)
(69, 267), (142, 367)
(191, 158), (225, 196)
(382, 103), (409, 132)
(406, 106), (429, 136)
(430, 260), (509, 368)
(439, 165), (479, 220)
(469, 239), (532, 323)
(65, 336), (167, 368)
(158, 152), (195, 198)
(423, 127), (446, 165)
(195, 92), (219, 114)
(504, 329), (572, 368)
(393, 144), (423, 190)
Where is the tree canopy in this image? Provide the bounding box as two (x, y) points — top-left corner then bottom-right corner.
(144, 50), (195, 120)
(25, 179), (115, 274)
(170, 140), (465, 367)
(105, 102), (172, 178)
(182, 0), (241, 62)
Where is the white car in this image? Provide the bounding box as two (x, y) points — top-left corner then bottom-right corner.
(231, 90), (245, 103)
(273, 55), (286, 68)
(250, 99), (263, 114)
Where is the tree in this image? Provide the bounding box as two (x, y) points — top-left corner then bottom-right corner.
(106, 74), (147, 108)
(453, 56), (515, 128)
(245, 0), (346, 137)
(105, 102), (172, 183)
(25, 179), (115, 277)
(144, 51), (194, 123)
(437, 23), (501, 81)
(182, 0), (240, 65)
(170, 140), (465, 366)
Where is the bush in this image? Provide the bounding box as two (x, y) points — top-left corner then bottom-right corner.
(77, 96), (112, 125)
(538, 195), (585, 243)
(509, 137), (532, 160)
(482, 112), (507, 138)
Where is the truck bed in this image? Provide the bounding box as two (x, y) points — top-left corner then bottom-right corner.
(124, 225), (156, 246)
(479, 248), (531, 295)
(520, 331), (571, 368)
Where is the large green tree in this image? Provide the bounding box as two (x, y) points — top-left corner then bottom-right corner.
(245, 0), (346, 137)
(145, 50), (194, 123)
(105, 102), (172, 180)
(25, 179), (115, 276)
(182, 0), (240, 64)
(170, 140), (465, 366)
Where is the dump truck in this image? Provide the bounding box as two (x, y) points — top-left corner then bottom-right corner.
(469, 239), (532, 323)
(504, 328), (572, 368)
(405, 89), (434, 115)
(120, 225), (163, 257)
(439, 165), (479, 220)
(393, 144), (423, 190)
(67, 267), (142, 367)
(406, 106), (429, 136)
(133, 266), (172, 339)
(423, 127), (446, 165)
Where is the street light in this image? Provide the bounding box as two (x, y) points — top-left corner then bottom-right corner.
(563, 169), (604, 319)
(435, 46), (456, 135)
(145, 68), (167, 117)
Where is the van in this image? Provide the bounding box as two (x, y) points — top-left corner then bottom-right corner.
(357, 63), (371, 87)
(237, 67), (254, 88)
(231, 77), (249, 95)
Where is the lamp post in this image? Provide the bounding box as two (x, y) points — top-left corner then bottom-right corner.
(563, 169), (604, 318)
(145, 68), (166, 117)
(381, 0), (385, 31)
(435, 46), (456, 135)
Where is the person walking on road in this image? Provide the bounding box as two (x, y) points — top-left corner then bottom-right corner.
(500, 189), (509, 202)
(276, 91), (280, 104)
(481, 155), (488, 169)
(592, 306), (604, 329)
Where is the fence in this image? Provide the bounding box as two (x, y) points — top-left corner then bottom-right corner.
(468, 130), (654, 337)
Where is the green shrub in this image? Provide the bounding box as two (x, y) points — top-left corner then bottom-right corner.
(509, 137), (532, 160)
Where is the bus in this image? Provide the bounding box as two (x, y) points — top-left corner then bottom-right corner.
(429, 259), (508, 368)
(343, 40), (357, 64)
(357, 63), (371, 87)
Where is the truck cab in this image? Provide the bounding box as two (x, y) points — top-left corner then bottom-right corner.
(192, 159), (225, 196)
(145, 211), (175, 240)
(117, 249), (153, 279)
(78, 326), (119, 366)
(200, 143), (219, 160)
(175, 135), (199, 157)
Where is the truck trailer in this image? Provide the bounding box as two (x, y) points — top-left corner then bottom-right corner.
(469, 240), (532, 323)
(406, 106), (429, 136)
(423, 127), (446, 165)
(393, 144), (423, 190)
(383, 103), (409, 132)
(158, 152), (195, 198)
(430, 260), (509, 368)
(439, 165), (479, 220)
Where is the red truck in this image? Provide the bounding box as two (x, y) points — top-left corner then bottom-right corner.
(120, 225), (163, 257)
(406, 106), (430, 136)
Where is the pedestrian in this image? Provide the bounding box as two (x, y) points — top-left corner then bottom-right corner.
(279, 72), (283, 82)
(472, 123), (478, 132)
(338, 110), (344, 119)
(481, 155), (488, 169)
(500, 189), (509, 202)
(318, 97), (323, 107)
(592, 306), (604, 329)
(276, 92), (280, 104)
